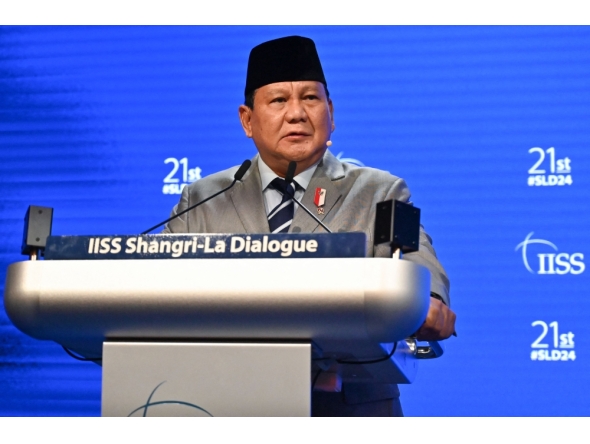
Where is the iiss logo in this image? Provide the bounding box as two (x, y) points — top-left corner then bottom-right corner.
(515, 232), (585, 275)
(162, 157), (202, 195)
(527, 147), (572, 187)
(128, 381), (213, 417)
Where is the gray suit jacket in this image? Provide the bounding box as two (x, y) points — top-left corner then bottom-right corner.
(163, 150), (450, 408)
(163, 150), (450, 303)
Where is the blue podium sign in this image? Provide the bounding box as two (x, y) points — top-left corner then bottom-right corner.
(43, 233), (367, 260)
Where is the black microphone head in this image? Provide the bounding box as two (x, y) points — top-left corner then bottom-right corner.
(285, 161), (297, 184)
(234, 160), (252, 181)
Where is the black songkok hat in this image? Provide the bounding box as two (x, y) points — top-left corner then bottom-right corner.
(244, 36), (327, 97)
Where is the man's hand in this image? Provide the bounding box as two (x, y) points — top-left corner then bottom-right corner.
(415, 297), (456, 341)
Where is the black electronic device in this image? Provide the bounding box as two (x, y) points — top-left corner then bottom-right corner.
(374, 199), (420, 254)
(21, 205), (53, 257)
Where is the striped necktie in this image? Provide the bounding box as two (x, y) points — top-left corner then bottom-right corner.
(267, 178), (296, 233)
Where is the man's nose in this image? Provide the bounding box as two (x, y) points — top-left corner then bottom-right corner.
(284, 99), (307, 122)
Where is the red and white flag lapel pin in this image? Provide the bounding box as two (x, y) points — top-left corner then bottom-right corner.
(314, 187), (326, 214)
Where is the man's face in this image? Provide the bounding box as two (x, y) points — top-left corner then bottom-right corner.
(239, 81), (335, 177)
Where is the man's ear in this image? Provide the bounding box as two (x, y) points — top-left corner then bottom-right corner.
(238, 105), (253, 138)
(329, 99), (335, 132)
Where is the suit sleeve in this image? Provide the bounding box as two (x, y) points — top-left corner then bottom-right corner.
(161, 184), (191, 234)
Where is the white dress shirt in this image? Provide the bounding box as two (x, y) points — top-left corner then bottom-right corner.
(257, 157), (319, 216)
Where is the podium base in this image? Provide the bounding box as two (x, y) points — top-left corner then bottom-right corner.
(101, 341), (311, 417)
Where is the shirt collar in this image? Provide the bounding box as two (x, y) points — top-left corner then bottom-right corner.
(258, 155), (319, 191)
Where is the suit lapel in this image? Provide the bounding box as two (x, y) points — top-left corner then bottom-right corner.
(230, 156), (270, 233)
(291, 151), (345, 233)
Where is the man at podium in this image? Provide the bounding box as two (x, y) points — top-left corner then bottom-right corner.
(163, 35), (456, 416)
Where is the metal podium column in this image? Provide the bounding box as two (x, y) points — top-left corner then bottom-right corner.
(101, 342), (311, 417)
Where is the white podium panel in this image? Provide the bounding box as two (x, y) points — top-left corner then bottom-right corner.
(5, 257), (430, 360)
(101, 342), (311, 417)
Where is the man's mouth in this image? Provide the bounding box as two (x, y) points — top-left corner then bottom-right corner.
(283, 131), (311, 139)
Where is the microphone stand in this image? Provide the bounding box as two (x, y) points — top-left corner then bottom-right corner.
(142, 160), (252, 234)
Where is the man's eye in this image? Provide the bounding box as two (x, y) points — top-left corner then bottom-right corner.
(271, 97), (286, 103)
(304, 95), (319, 100)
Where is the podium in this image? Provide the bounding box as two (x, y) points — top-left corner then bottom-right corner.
(4, 233), (436, 416)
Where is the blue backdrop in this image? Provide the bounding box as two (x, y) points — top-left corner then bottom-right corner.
(1, 26), (589, 416)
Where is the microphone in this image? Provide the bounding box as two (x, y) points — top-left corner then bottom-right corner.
(142, 159), (252, 234)
(283, 161), (332, 234)
(233, 160), (252, 181)
(284, 160), (297, 184)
